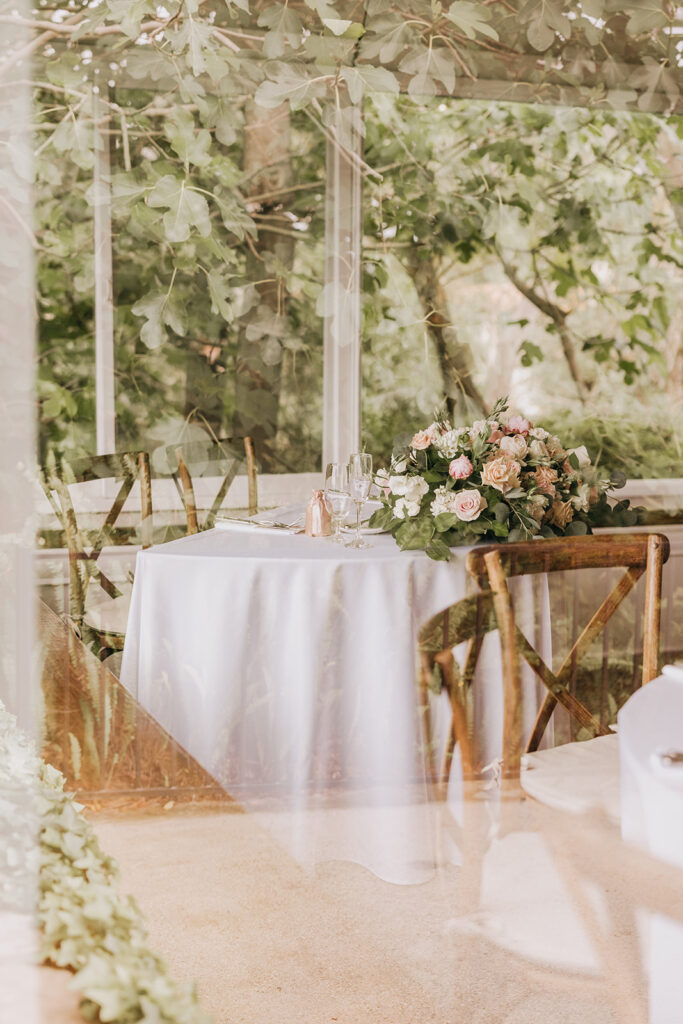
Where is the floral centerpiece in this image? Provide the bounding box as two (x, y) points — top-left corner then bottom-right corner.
(369, 398), (636, 561)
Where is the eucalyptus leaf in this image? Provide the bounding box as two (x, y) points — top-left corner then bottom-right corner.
(395, 516), (435, 549)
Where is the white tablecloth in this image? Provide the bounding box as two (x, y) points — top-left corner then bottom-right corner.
(619, 666), (683, 1024)
(120, 527), (548, 883)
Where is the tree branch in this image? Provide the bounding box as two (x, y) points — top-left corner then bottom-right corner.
(497, 249), (589, 401)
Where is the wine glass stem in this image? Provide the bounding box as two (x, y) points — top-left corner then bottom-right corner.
(355, 500), (362, 542)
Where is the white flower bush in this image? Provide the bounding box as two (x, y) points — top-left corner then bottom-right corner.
(0, 700), (211, 1024)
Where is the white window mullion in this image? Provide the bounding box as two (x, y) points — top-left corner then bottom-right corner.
(322, 100), (363, 469)
(93, 91), (116, 456)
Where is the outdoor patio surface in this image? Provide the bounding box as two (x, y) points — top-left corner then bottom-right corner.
(90, 799), (639, 1024)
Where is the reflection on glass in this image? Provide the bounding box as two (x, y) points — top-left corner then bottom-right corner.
(361, 94), (683, 481)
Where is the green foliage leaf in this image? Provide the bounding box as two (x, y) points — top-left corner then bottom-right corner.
(526, 16), (555, 52)
(341, 66), (399, 103)
(519, 340), (543, 367)
(564, 520), (588, 536)
(131, 292), (186, 348)
(493, 502), (510, 523)
(434, 512), (458, 531)
(164, 109), (212, 168)
(445, 2), (499, 42)
(171, 16), (215, 75)
(425, 537), (452, 561)
(395, 516), (435, 549)
(254, 63), (330, 110)
(368, 505), (395, 530)
(258, 5), (304, 58)
(207, 270), (234, 322)
(147, 175), (211, 242)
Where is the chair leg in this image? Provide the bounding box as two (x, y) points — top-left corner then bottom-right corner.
(484, 550), (524, 784)
(642, 533), (664, 684)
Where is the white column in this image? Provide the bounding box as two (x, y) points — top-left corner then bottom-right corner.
(322, 100), (363, 469)
(93, 91), (116, 455)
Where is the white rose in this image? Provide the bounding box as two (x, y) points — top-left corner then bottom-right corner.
(394, 497), (420, 519)
(392, 458), (407, 474)
(571, 483), (592, 512)
(404, 476), (429, 503)
(530, 427), (549, 441)
(389, 475), (408, 495)
(528, 439), (548, 461)
(434, 428), (467, 459)
(528, 493), (548, 522)
(500, 434), (528, 460)
(569, 445), (591, 468)
(545, 435), (565, 457)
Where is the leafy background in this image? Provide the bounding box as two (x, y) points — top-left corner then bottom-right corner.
(6, 0), (681, 477)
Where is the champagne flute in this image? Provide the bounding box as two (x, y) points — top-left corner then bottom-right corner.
(347, 453), (373, 550)
(324, 462), (351, 545)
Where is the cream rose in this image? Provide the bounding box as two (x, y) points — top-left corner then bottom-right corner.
(533, 465), (558, 496)
(453, 489), (487, 522)
(500, 434), (528, 460)
(549, 499), (574, 529)
(481, 454), (521, 493)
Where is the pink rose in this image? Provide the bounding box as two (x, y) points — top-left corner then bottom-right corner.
(411, 423), (440, 450)
(449, 455), (473, 480)
(453, 489), (487, 522)
(488, 428), (504, 443)
(481, 453), (521, 493)
(505, 414), (531, 435)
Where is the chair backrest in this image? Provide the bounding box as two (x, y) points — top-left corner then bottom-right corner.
(467, 533), (670, 782)
(159, 436), (258, 534)
(41, 451), (153, 623)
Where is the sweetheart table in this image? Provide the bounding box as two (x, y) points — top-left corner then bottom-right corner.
(120, 525), (548, 884)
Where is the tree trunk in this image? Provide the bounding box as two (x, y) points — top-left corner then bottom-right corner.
(232, 101), (295, 470)
(408, 251), (487, 420)
(498, 254), (589, 402)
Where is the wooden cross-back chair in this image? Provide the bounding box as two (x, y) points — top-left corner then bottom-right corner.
(418, 533), (669, 789)
(159, 436), (258, 534)
(41, 451), (153, 657)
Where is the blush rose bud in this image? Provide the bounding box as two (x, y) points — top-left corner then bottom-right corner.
(448, 455), (474, 480)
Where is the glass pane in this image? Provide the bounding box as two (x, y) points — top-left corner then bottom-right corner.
(109, 90), (325, 474)
(361, 94), (683, 485)
(35, 87), (96, 463)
